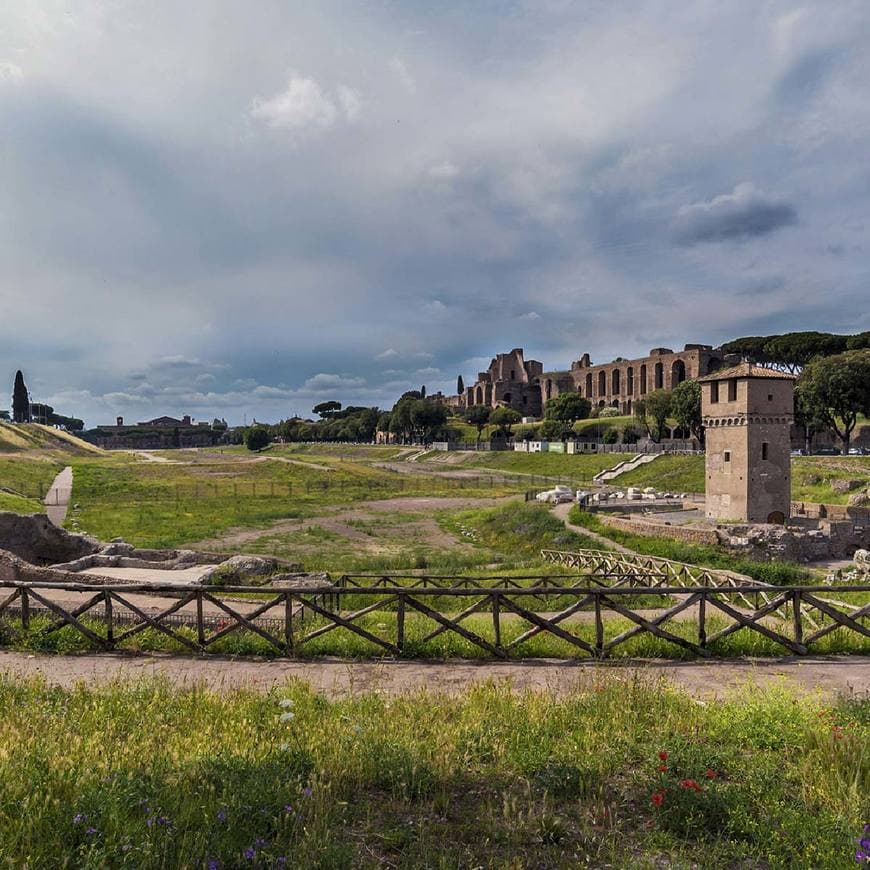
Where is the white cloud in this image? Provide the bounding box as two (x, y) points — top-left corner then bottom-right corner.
(428, 161), (459, 179)
(389, 57), (416, 93)
(520, 311), (542, 321)
(250, 73), (361, 130)
(301, 373), (366, 391)
(0, 61), (23, 83)
(375, 348), (400, 360)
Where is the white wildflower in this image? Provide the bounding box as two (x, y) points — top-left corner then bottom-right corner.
(279, 712), (296, 722)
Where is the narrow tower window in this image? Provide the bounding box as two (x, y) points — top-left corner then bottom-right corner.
(762, 442), (769, 460)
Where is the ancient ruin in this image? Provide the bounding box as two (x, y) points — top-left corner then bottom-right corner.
(453, 343), (735, 414)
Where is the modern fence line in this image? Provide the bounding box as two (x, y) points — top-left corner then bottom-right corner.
(1, 579), (867, 659)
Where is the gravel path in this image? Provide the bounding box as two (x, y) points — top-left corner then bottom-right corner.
(44, 466), (73, 526)
(1, 651), (866, 699)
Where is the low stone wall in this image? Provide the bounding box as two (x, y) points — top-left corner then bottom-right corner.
(0, 512), (100, 565)
(597, 514), (720, 546)
(791, 501), (870, 522)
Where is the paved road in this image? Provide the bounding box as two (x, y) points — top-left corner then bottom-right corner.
(44, 466), (73, 526)
(1, 651), (866, 699)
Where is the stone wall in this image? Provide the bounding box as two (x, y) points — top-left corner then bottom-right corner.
(597, 514), (721, 545)
(0, 512), (100, 565)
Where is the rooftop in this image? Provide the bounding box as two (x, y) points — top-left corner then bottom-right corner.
(698, 363), (797, 382)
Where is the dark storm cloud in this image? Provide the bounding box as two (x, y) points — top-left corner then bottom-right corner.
(672, 184), (798, 246)
(1, 1), (869, 425)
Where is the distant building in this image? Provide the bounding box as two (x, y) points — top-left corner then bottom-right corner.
(700, 363), (795, 524)
(83, 413), (220, 450)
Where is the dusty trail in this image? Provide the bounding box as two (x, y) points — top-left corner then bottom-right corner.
(44, 466), (73, 526)
(1, 650), (866, 699)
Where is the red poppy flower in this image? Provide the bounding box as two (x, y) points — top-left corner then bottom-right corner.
(656, 764), (668, 773)
(705, 769), (717, 779)
(678, 779), (702, 792)
(658, 751), (668, 762)
(651, 790), (665, 807)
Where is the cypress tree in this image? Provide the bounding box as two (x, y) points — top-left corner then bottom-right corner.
(12, 371), (30, 423)
(457, 375), (464, 396)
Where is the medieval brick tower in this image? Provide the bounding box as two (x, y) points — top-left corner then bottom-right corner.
(699, 364), (796, 524)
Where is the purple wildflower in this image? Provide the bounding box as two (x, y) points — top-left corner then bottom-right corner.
(72, 813), (85, 825)
(302, 787), (313, 798)
(207, 859), (221, 870)
(243, 847), (256, 860)
(284, 804), (294, 814)
(254, 837), (266, 848)
(276, 858), (288, 867)
(216, 808), (227, 823)
(146, 816), (156, 828)
(86, 827), (97, 836)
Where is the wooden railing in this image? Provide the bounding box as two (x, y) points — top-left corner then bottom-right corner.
(0, 580), (868, 660)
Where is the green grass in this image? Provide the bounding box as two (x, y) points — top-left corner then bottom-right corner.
(567, 506), (814, 585)
(461, 451), (618, 481)
(67, 454), (523, 548)
(792, 456), (870, 504)
(0, 453), (67, 510)
(616, 454), (705, 492)
(0, 675), (864, 867)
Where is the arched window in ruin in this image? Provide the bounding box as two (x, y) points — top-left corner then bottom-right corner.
(767, 511), (785, 525)
(598, 399), (605, 408)
(510, 369), (516, 380)
(671, 359), (686, 387)
(654, 362), (663, 390)
(626, 399), (632, 415)
(611, 400), (619, 409)
(598, 370), (607, 396)
(503, 392), (512, 404)
(586, 372), (593, 397)
(639, 364), (647, 395)
(475, 386), (484, 405)
(612, 369), (621, 394)
(627, 366), (634, 395)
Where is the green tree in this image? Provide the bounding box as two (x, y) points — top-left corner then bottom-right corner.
(457, 375), (464, 396)
(636, 390), (672, 442)
(799, 350), (870, 454)
(312, 401), (342, 419)
(410, 400), (448, 442)
(544, 392), (591, 424)
(670, 379), (704, 445)
(489, 406), (521, 437)
(539, 418), (570, 440)
(846, 331), (870, 351)
(244, 426), (271, 451)
(12, 370), (30, 423)
(465, 405), (490, 446)
(762, 332), (848, 373)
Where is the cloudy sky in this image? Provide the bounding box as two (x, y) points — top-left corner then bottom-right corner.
(2, 1), (869, 426)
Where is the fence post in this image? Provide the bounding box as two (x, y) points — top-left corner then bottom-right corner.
(792, 590), (803, 647)
(104, 590), (114, 647)
(492, 592), (501, 650)
(284, 593), (293, 654)
(698, 589), (706, 649)
(594, 592), (604, 658)
(396, 594), (405, 653)
(196, 591), (206, 647)
(20, 589), (29, 630)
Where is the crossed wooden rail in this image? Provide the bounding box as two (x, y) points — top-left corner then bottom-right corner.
(0, 579), (868, 659)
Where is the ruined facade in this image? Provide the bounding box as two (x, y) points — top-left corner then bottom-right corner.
(456, 343), (733, 417)
(457, 349), (544, 416)
(540, 345), (734, 414)
(700, 363), (795, 523)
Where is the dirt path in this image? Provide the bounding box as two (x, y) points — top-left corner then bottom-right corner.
(129, 450), (180, 464)
(551, 502), (635, 554)
(188, 495), (517, 551)
(264, 455), (334, 472)
(44, 466), (73, 526)
(1, 650), (866, 699)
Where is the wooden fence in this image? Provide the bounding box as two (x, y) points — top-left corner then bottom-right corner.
(0, 579), (867, 659)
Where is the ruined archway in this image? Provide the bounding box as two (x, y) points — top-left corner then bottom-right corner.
(598, 370), (607, 396)
(654, 362), (664, 390)
(627, 366), (634, 395)
(671, 359), (686, 387)
(639, 364), (647, 395)
(612, 369), (621, 395)
(585, 372), (593, 398)
(766, 511), (785, 525)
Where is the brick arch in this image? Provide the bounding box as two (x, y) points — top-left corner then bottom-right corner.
(586, 372), (593, 398)
(639, 364), (647, 395)
(671, 359), (686, 387)
(654, 362), (664, 390)
(598, 370), (607, 396)
(627, 366), (634, 395)
(612, 369), (621, 394)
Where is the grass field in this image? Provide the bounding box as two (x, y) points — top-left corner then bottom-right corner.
(0, 676), (864, 868)
(65, 452), (525, 549)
